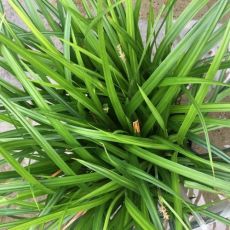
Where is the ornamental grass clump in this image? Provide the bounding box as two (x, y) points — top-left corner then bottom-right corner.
(0, 0), (230, 229)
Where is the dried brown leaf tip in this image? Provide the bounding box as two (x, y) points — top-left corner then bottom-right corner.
(159, 203), (170, 221)
(117, 44), (126, 63)
(133, 120), (141, 134)
(62, 211), (86, 230)
(51, 169), (62, 177)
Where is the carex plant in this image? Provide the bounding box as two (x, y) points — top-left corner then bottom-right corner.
(0, 0), (230, 229)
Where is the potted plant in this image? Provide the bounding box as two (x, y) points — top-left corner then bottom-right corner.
(0, 0), (229, 229)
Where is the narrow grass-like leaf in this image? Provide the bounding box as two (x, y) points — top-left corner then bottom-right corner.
(139, 85), (167, 136)
(0, 146), (51, 193)
(125, 196), (156, 230)
(177, 20), (230, 142)
(0, 93), (75, 175)
(97, 0), (130, 130)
